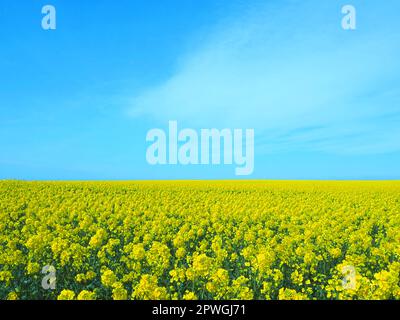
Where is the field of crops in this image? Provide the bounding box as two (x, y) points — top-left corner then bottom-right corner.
(0, 180), (399, 300)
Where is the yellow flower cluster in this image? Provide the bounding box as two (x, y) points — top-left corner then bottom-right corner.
(0, 180), (399, 300)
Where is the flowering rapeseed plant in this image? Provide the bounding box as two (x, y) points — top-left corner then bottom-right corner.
(0, 180), (399, 300)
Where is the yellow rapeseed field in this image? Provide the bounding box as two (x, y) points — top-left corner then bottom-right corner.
(0, 180), (399, 300)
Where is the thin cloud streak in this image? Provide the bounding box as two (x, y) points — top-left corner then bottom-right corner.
(129, 0), (400, 155)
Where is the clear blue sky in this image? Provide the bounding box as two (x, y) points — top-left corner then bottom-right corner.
(1, 0), (399, 180)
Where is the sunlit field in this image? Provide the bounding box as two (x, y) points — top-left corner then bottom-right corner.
(1, 180), (399, 300)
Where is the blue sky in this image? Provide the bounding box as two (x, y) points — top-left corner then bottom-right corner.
(1, 0), (399, 180)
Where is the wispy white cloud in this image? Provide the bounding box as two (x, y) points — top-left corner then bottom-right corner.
(129, 0), (400, 155)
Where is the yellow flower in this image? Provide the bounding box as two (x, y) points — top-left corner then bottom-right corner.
(57, 290), (75, 300)
(175, 247), (186, 259)
(89, 229), (107, 248)
(169, 268), (186, 283)
(7, 292), (18, 300)
(101, 269), (117, 288)
(0, 271), (13, 285)
(112, 283), (128, 300)
(192, 253), (213, 278)
(26, 262), (40, 275)
(132, 275), (169, 300)
(131, 244), (146, 260)
(183, 291), (197, 300)
(278, 288), (308, 300)
(77, 290), (96, 300)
